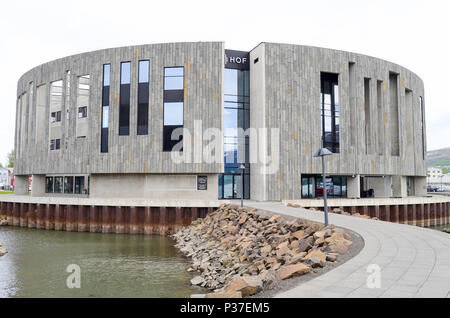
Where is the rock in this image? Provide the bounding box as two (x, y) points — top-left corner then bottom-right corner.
(270, 262), (281, 270)
(276, 245), (290, 257)
(305, 223), (323, 236)
(190, 276), (205, 286)
(286, 252), (307, 265)
(304, 256), (325, 268)
(260, 245), (272, 255)
(313, 231), (325, 240)
(293, 230), (305, 240)
(295, 236), (314, 253)
(205, 291), (242, 298)
(327, 240), (349, 253)
(278, 263), (310, 280)
(259, 270), (280, 288)
(303, 249), (326, 262)
(276, 241), (289, 250)
(225, 276), (263, 297)
(288, 240), (299, 250)
(326, 253), (338, 262)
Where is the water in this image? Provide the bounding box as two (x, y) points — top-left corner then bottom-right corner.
(0, 227), (204, 298)
(428, 224), (449, 232)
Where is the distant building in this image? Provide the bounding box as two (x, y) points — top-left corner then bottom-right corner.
(427, 167), (442, 179)
(0, 168), (13, 190)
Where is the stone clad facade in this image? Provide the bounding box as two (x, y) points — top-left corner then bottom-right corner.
(14, 42), (427, 201)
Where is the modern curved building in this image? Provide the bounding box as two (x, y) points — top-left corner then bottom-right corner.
(13, 42), (427, 201)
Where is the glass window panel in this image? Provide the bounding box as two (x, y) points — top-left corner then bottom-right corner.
(223, 175), (234, 199)
(64, 176), (74, 194)
(103, 64), (110, 86)
(45, 177), (54, 193)
(74, 176), (84, 194)
(54, 177), (63, 193)
(139, 60), (149, 83)
(102, 106), (109, 128)
(224, 69), (238, 96)
(163, 102), (183, 125)
(164, 67), (184, 77)
(164, 77), (184, 90)
(120, 62), (131, 84)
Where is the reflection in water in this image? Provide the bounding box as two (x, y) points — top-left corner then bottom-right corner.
(0, 227), (204, 298)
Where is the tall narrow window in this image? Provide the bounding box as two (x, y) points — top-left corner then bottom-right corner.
(76, 75), (90, 138)
(364, 78), (372, 154)
(163, 67), (184, 151)
(419, 96), (425, 160)
(101, 64), (110, 153)
(320, 73), (340, 153)
(377, 80), (384, 155)
(65, 71), (71, 110)
(389, 72), (400, 156)
(119, 61), (131, 135)
(137, 60), (149, 135)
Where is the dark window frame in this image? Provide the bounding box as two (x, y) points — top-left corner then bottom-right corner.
(101, 64), (110, 153)
(163, 66), (184, 152)
(137, 60), (150, 135)
(320, 72), (340, 153)
(119, 61), (131, 136)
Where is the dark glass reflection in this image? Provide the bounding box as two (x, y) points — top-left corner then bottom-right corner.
(219, 68), (250, 199)
(321, 73), (339, 153)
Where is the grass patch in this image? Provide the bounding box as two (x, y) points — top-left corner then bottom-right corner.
(0, 191), (13, 194)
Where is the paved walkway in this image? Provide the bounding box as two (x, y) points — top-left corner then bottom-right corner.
(246, 201), (450, 298)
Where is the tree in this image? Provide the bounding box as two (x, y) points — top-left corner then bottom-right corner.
(6, 150), (14, 168)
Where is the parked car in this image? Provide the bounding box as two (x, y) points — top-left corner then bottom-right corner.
(427, 185), (437, 192)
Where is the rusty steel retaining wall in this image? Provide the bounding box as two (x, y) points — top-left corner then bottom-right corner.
(318, 201), (450, 227)
(0, 201), (213, 235)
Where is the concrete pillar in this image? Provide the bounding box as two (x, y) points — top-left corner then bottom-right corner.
(14, 175), (28, 195)
(414, 176), (427, 197)
(31, 174), (45, 197)
(347, 175), (360, 198)
(392, 176), (407, 198)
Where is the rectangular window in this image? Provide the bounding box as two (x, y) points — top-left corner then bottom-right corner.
(74, 176), (85, 194)
(420, 96), (425, 160)
(119, 61), (131, 135)
(78, 106), (87, 118)
(64, 176), (74, 194)
(45, 177), (54, 193)
(101, 64), (110, 152)
(389, 72), (400, 156)
(50, 111), (62, 123)
(364, 78), (372, 154)
(137, 60), (149, 135)
(54, 177), (63, 193)
(377, 80), (384, 155)
(321, 73), (340, 153)
(163, 67), (184, 151)
(50, 139), (60, 150)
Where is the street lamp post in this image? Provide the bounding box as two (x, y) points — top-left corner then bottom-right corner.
(239, 164), (246, 207)
(313, 147), (333, 227)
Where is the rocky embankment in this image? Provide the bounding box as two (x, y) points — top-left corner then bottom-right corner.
(173, 204), (352, 297)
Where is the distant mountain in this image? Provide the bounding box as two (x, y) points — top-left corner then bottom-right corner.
(427, 147), (450, 167)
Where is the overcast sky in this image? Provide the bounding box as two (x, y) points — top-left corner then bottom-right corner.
(0, 0), (449, 166)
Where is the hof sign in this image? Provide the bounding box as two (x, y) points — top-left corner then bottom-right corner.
(225, 50), (250, 70)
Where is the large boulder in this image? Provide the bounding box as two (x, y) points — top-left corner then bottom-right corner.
(278, 264), (310, 280)
(225, 276), (263, 297)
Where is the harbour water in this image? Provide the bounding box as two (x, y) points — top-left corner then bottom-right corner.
(0, 226), (204, 297)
